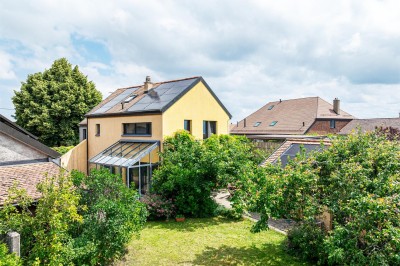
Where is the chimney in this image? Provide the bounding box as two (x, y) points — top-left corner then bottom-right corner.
(333, 98), (340, 114)
(244, 118), (247, 127)
(144, 76), (153, 93)
(121, 102), (125, 109)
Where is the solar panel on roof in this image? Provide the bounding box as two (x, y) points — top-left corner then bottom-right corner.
(278, 143), (325, 168)
(127, 78), (197, 112)
(92, 89), (135, 114)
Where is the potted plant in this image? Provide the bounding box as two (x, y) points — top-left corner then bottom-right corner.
(175, 214), (185, 222)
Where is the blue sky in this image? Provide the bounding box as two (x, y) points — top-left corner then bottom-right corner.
(0, 0), (399, 121)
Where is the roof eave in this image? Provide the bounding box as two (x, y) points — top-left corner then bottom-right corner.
(86, 110), (162, 118)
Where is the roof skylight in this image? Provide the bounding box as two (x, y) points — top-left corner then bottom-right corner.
(254, 122), (261, 127)
(269, 121), (278, 126)
(268, 105), (275, 110)
(124, 94), (138, 103)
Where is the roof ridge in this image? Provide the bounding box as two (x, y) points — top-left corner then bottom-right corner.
(113, 76), (201, 91)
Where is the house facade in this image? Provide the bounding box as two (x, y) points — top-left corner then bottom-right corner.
(78, 76), (231, 194)
(0, 114), (60, 205)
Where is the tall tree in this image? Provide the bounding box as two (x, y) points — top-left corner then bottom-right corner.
(12, 58), (102, 146)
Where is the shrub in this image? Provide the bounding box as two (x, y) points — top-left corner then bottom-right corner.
(0, 243), (21, 266)
(251, 131), (400, 265)
(140, 193), (175, 220)
(152, 131), (218, 217)
(71, 169), (147, 265)
(0, 172), (81, 265)
(286, 221), (326, 262)
(52, 145), (74, 155)
(152, 131), (267, 218)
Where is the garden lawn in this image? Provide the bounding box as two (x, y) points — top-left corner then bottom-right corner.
(115, 217), (311, 266)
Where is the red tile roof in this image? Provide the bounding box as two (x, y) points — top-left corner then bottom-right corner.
(339, 118), (400, 134)
(231, 97), (355, 135)
(0, 162), (61, 205)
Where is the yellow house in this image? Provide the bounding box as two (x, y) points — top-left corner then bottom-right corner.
(79, 76), (231, 194)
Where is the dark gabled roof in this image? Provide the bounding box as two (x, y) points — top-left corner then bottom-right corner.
(230, 97), (355, 135)
(261, 138), (332, 168)
(0, 115), (60, 159)
(0, 114), (38, 139)
(339, 118), (400, 135)
(86, 76), (232, 119)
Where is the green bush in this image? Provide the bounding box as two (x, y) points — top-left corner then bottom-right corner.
(152, 131), (218, 217)
(286, 221), (326, 262)
(140, 193), (176, 220)
(0, 172), (81, 265)
(251, 131), (400, 265)
(52, 145), (74, 155)
(152, 131), (265, 218)
(71, 169), (147, 265)
(0, 243), (21, 266)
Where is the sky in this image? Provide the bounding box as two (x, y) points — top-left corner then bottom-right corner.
(0, 0), (399, 122)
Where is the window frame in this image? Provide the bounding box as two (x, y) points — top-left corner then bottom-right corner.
(184, 120), (192, 133)
(122, 122), (152, 136)
(330, 119), (336, 129)
(83, 128), (87, 140)
(203, 120), (217, 139)
(95, 124), (100, 136)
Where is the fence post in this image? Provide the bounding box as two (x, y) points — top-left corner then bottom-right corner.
(6, 231), (20, 257)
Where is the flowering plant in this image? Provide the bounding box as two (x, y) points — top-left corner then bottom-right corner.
(140, 193), (175, 220)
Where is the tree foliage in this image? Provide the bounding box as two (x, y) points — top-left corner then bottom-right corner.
(70, 169), (147, 265)
(0, 172), (81, 265)
(152, 131), (266, 218)
(12, 58), (102, 146)
(0, 170), (147, 266)
(249, 131), (400, 265)
(0, 243), (21, 266)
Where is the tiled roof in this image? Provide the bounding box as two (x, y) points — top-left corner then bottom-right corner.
(261, 138), (332, 167)
(86, 76), (232, 118)
(339, 118), (400, 134)
(230, 97), (355, 135)
(0, 162), (61, 205)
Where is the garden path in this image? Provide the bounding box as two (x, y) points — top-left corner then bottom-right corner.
(214, 189), (296, 235)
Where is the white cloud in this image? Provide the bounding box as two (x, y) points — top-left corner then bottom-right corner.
(0, 0), (399, 121)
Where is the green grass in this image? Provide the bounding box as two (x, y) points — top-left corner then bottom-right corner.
(115, 217), (311, 265)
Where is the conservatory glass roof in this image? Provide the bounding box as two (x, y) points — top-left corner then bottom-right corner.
(89, 140), (159, 167)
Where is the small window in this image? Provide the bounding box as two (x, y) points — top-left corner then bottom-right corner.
(269, 121), (278, 126)
(330, 119), (336, 129)
(184, 120), (192, 133)
(83, 128), (87, 140)
(96, 124), (100, 136)
(254, 122), (261, 127)
(268, 105), (275, 110)
(123, 123), (152, 135)
(203, 121), (217, 139)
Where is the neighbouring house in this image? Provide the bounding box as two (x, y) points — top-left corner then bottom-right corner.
(260, 138), (331, 168)
(75, 76), (231, 194)
(230, 97), (355, 140)
(0, 114), (61, 205)
(339, 117), (400, 135)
